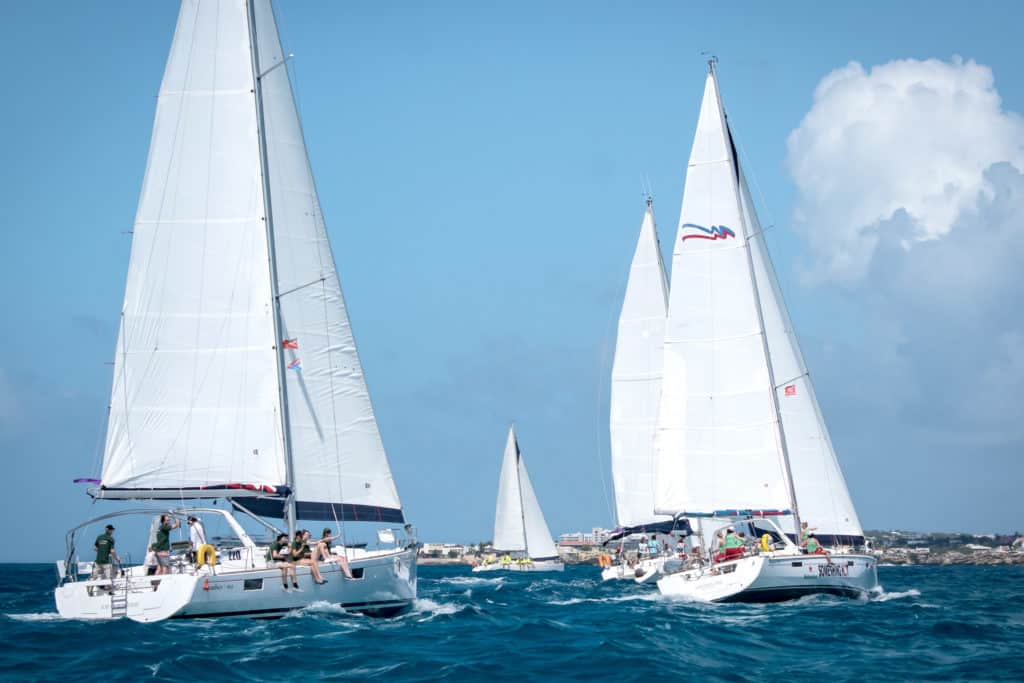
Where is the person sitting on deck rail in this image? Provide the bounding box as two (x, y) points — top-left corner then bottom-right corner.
(90, 524), (120, 595)
(805, 533), (829, 558)
(267, 533), (298, 591)
(293, 530), (327, 585)
(316, 527), (354, 579)
(800, 521), (817, 548)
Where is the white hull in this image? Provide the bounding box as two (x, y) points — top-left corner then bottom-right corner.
(472, 559), (564, 573)
(56, 547), (416, 622)
(657, 552), (876, 603)
(600, 556), (669, 583)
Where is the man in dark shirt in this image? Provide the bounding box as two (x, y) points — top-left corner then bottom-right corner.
(91, 524), (120, 594)
(153, 514), (180, 575)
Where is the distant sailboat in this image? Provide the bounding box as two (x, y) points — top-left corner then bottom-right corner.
(55, 0), (417, 621)
(473, 426), (564, 573)
(602, 198), (688, 583)
(654, 61), (877, 602)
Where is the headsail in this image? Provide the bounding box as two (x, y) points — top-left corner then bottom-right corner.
(492, 426), (558, 559)
(245, 0), (403, 522)
(739, 166), (863, 544)
(609, 199), (671, 528)
(101, 0), (285, 496)
(654, 70), (792, 517)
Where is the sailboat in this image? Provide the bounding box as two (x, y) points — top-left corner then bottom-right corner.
(653, 62), (877, 602)
(473, 426), (564, 573)
(54, 0), (417, 621)
(602, 198), (688, 583)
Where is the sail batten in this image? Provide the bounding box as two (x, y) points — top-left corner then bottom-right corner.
(609, 201), (670, 529)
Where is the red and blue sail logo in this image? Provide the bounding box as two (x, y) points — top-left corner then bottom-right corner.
(680, 223), (736, 242)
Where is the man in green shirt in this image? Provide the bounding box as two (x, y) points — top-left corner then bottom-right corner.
(153, 514), (180, 575)
(90, 524), (120, 594)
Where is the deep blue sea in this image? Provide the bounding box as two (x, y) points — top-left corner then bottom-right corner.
(2, 564), (1022, 681)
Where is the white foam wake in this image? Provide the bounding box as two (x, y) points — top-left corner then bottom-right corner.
(5, 612), (66, 622)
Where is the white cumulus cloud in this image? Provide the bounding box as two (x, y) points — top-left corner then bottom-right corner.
(787, 57), (1024, 282)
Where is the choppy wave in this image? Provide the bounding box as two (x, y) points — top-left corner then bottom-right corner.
(2, 564), (1022, 681)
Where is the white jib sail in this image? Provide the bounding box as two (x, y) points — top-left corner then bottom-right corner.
(654, 71), (792, 516)
(609, 200), (672, 528)
(102, 0), (286, 492)
(493, 427), (527, 552)
(739, 168), (863, 540)
(516, 450), (559, 560)
(251, 0), (403, 520)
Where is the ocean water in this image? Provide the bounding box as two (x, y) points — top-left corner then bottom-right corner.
(2, 563), (1022, 681)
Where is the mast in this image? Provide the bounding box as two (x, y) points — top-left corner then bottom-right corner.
(512, 426), (530, 558)
(708, 59), (802, 537)
(246, 0), (298, 538)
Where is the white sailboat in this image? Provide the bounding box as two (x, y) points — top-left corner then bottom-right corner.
(55, 0), (417, 621)
(602, 198), (686, 583)
(473, 426), (564, 573)
(654, 62), (877, 602)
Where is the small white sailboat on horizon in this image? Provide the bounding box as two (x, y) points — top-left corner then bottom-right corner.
(55, 0), (417, 622)
(653, 61), (877, 602)
(473, 426), (564, 573)
(602, 197), (689, 584)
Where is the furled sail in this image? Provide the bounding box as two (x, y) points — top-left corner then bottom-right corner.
(654, 71), (792, 516)
(493, 426), (558, 559)
(101, 0), (286, 496)
(246, 0), (403, 522)
(609, 200), (671, 528)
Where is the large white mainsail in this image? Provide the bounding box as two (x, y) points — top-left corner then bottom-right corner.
(100, 0), (404, 523)
(492, 426), (558, 559)
(655, 64), (863, 545)
(655, 70), (792, 517)
(609, 199), (671, 529)
(102, 0), (285, 494)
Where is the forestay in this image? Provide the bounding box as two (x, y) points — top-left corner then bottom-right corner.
(102, 0), (285, 493)
(654, 71), (792, 516)
(609, 201), (671, 528)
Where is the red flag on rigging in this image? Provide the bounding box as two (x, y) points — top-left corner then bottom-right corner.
(282, 338), (299, 349)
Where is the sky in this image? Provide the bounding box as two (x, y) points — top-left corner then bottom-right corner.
(2, 1), (1023, 561)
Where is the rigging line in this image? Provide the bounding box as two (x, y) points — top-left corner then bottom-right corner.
(277, 276), (326, 299)
(731, 125), (778, 236)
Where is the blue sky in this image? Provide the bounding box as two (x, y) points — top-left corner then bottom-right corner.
(3, 2), (1023, 561)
